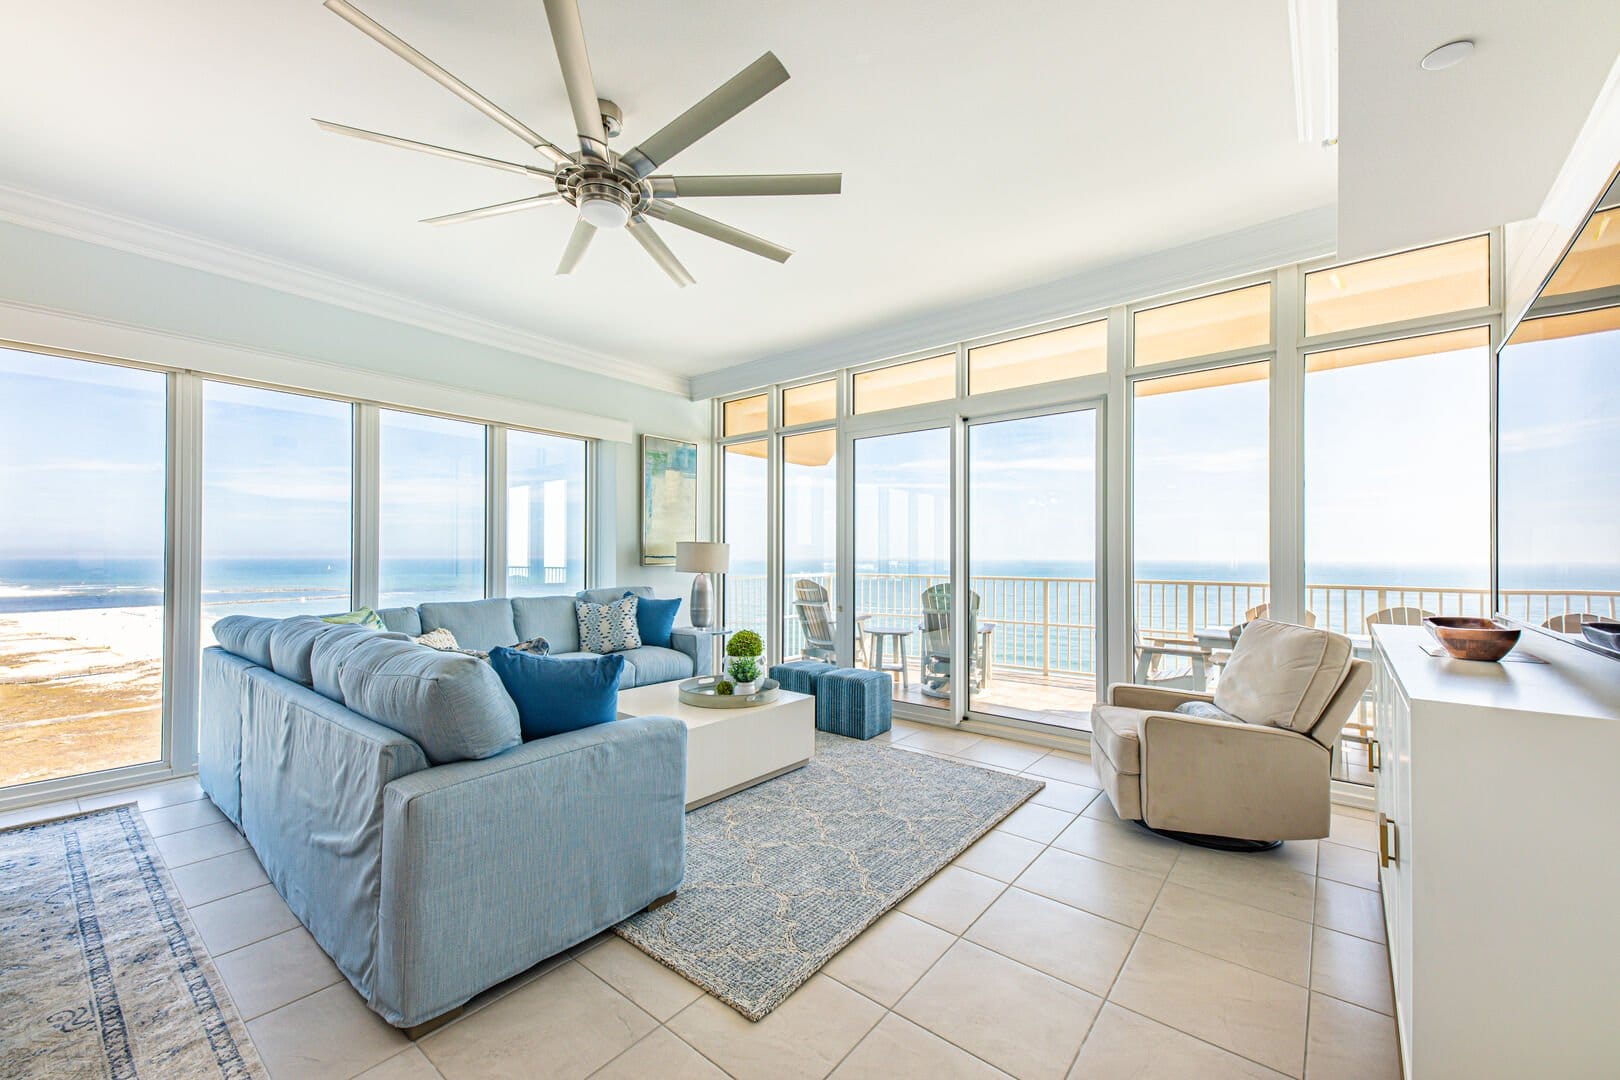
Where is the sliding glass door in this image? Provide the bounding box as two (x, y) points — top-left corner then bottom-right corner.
(854, 427), (953, 712)
(966, 408), (1101, 729)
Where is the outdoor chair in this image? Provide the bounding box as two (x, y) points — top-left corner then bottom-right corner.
(1542, 611), (1603, 633)
(791, 578), (866, 665)
(1132, 630), (1209, 693)
(919, 584), (991, 698)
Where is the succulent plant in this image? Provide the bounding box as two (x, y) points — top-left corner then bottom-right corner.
(727, 656), (761, 684)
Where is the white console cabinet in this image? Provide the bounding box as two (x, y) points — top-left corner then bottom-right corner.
(1371, 625), (1620, 1078)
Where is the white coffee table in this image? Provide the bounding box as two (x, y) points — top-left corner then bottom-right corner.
(616, 681), (815, 810)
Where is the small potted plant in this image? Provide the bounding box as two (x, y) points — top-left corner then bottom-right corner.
(726, 629), (765, 695)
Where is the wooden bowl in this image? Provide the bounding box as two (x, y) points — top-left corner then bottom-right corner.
(1424, 616), (1520, 661)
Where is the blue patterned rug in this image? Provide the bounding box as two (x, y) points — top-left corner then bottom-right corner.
(0, 805), (266, 1078)
(616, 732), (1043, 1020)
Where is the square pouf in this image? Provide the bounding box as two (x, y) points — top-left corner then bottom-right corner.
(769, 659), (836, 695)
(815, 668), (893, 740)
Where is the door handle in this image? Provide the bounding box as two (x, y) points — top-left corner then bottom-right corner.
(1378, 812), (1399, 868)
(1368, 738), (1381, 772)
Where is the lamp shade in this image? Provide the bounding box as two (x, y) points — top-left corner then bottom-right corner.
(675, 541), (730, 574)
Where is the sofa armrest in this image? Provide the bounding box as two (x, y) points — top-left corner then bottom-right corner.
(1107, 683), (1215, 711)
(1139, 712), (1329, 842)
(669, 627), (712, 676)
(374, 716), (686, 1027)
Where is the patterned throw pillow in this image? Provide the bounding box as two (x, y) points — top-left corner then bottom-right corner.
(322, 606), (385, 630)
(512, 636), (550, 655)
(575, 596), (641, 654)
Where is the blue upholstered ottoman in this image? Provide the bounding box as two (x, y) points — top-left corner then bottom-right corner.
(769, 660), (836, 695)
(815, 668), (893, 739)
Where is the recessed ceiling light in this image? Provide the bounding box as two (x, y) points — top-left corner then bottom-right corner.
(1421, 39), (1475, 71)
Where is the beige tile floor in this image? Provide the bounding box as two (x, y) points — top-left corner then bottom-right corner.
(2, 723), (1400, 1080)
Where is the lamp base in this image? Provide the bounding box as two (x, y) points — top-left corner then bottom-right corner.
(689, 572), (714, 629)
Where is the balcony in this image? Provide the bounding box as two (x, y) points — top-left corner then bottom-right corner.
(733, 572), (1620, 781)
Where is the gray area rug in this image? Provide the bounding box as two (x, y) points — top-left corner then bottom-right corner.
(616, 732), (1043, 1020)
(0, 805), (267, 1079)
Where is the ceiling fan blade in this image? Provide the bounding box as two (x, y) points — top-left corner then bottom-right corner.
(649, 173), (841, 198)
(314, 120), (554, 177)
(626, 218), (696, 287)
(541, 0), (608, 159)
(619, 52), (790, 178)
(324, 0), (572, 168)
(421, 193), (562, 225)
(556, 218), (596, 274)
(644, 201), (792, 263)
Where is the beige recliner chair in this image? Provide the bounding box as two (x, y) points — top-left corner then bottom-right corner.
(1091, 619), (1371, 850)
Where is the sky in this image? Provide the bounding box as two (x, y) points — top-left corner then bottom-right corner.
(5, 329), (1617, 591)
(0, 350), (587, 577)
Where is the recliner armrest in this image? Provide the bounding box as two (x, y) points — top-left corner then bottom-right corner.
(1107, 683), (1215, 711)
(1138, 712), (1329, 842)
(668, 627), (712, 676)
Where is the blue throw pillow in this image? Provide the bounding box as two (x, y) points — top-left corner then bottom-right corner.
(488, 647), (625, 740)
(627, 591), (681, 648)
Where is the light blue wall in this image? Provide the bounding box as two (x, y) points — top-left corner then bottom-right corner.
(0, 220), (709, 591)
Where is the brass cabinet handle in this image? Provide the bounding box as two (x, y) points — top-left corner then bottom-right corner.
(1369, 738), (1381, 772)
(1378, 812), (1399, 868)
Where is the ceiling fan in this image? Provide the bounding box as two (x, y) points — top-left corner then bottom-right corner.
(315, 0), (842, 286)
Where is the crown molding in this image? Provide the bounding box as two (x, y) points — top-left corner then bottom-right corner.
(0, 296), (634, 443)
(0, 182), (691, 396)
(690, 206), (1338, 400)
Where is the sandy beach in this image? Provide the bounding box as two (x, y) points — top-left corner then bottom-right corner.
(0, 606), (167, 788)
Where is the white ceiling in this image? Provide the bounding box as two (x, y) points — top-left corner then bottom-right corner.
(0, 0), (1339, 384)
(1338, 0), (1620, 261)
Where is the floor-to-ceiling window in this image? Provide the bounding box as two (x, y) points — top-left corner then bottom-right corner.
(854, 427), (952, 710)
(712, 231), (1508, 778)
(0, 349), (168, 788)
(505, 429), (588, 596)
(202, 383), (352, 640)
(781, 425), (837, 661)
(379, 410), (487, 606)
(722, 441), (769, 649)
(1131, 361), (1270, 689)
(1499, 308), (1620, 625)
(1299, 237), (1493, 783)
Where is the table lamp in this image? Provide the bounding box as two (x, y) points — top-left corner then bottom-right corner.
(676, 541), (729, 629)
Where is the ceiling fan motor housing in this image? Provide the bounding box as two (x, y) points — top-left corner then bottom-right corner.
(574, 177), (634, 228)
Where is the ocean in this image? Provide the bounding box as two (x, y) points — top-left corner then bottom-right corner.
(3, 555), (1613, 672)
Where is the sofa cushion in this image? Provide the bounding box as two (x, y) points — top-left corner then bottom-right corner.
(576, 596), (641, 654)
(487, 648), (624, 740)
(577, 585), (652, 605)
(614, 646), (693, 686)
(376, 606), (423, 636)
(336, 635), (520, 764)
(629, 593), (681, 649)
(1214, 619), (1354, 733)
(418, 598), (518, 654)
(310, 623), (400, 702)
(213, 615), (279, 667)
(1091, 704), (1143, 774)
(511, 595), (581, 653)
(268, 616), (335, 686)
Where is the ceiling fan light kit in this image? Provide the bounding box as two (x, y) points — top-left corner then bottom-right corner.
(317, 0), (842, 286)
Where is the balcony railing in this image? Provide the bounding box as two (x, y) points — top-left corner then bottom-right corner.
(725, 572), (1620, 683)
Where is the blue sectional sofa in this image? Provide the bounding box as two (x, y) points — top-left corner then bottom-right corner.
(372, 586), (712, 685)
(197, 587), (695, 1031)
